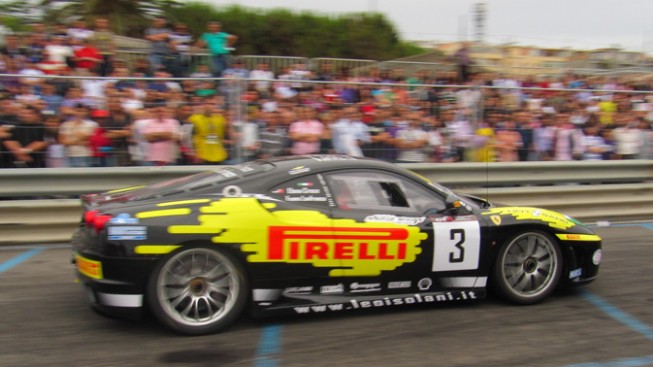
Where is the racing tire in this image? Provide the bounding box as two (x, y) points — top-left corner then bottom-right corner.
(147, 245), (248, 335)
(492, 231), (562, 305)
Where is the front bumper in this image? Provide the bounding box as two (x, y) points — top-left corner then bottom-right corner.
(560, 240), (602, 287)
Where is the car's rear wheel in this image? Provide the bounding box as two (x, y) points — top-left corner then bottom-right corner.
(147, 246), (247, 335)
(492, 231), (562, 305)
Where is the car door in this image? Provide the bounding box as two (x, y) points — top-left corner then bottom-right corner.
(323, 169), (484, 295)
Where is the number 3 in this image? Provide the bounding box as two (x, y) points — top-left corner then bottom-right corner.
(449, 228), (465, 263)
(432, 221), (480, 272)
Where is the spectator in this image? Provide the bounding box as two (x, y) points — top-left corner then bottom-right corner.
(168, 23), (193, 77)
(513, 110), (535, 161)
(230, 106), (261, 163)
(73, 38), (102, 73)
(288, 106), (323, 155)
(187, 99), (228, 164)
(196, 21), (237, 77)
(533, 113), (556, 161)
(139, 104), (180, 166)
(44, 35), (73, 66)
(495, 116), (522, 162)
(39, 83), (64, 114)
(59, 104), (98, 167)
(551, 111), (584, 161)
(43, 112), (65, 168)
(331, 106), (370, 157)
(89, 17), (115, 76)
(258, 110), (288, 159)
(145, 16), (173, 73)
(363, 107), (398, 161)
(1, 34), (27, 65)
(581, 121), (610, 160)
(67, 19), (93, 45)
(440, 108), (473, 161)
(453, 42), (473, 84)
(93, 104), (133, 167)
(249, 62), (275, 97)
(395, 112), (429, 163)
(2, 106), (48, 168)
(612, 113), (642, 159)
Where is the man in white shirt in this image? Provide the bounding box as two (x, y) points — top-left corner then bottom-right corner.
(331, 107), (370, 157)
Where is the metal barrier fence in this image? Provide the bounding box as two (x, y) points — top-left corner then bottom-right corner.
(1, 160), (652, 244)
(110, 51), (653, 78)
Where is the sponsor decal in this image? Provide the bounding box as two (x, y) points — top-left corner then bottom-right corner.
(364, 214), (425, 226)
(388, 281), (412, 289)
(75, 254), (103, 280)
(283, 286), (314, 294)
(107, 226), (147, 240)
(569, 268), (583, 279)
(297, 182), (314, 187)
(350, 282), (381, 293)
(264, 226), (423, 276)
(287, 187), (321, 194)
(165, 198), (425, 276)
(556, 234), (602, 242)
(321, 284), (344, 294)
(418, 278), (432, 291)
(309, 155), (357, 162)
(490, 215), (501, 226)
(109, 213), (139, 225)
(289, 166), (311, 175)
(293, 291), (479, 314)
(272, 188), (285, 194)
(216, 169), (238, 178)
(222, 185), (242, 197)
(235, 165), (254, 173)
(483, 207), (576, 230)
(284, 195), (328, 202)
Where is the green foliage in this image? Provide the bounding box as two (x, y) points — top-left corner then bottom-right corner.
(167, 2), (424, 60)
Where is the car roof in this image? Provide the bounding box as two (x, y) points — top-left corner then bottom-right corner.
(260, 155), (402, 173)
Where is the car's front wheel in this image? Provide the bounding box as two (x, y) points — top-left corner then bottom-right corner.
(147, 246), (247, 335)
(492, 231), (562, 305)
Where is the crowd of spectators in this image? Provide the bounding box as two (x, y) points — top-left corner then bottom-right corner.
(1, 18), (653, 169)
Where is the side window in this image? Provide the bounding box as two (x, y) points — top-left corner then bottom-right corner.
(326, 171), (446, 213)
(268, 174), (334, 207)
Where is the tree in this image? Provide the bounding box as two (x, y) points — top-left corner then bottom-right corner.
(166, 2), (426, 60)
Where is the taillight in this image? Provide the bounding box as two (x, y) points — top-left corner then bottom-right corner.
(94, 215), (113, 233)
(84, 210), (98, 226)
(84, 210), (112, 233)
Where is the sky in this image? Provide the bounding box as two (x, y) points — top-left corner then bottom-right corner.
(204, 0), (653, 53)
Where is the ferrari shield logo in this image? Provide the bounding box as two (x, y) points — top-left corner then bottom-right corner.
(490, 215), (501, 226)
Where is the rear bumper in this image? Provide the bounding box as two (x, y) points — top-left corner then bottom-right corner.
(73, 246), (158, 319)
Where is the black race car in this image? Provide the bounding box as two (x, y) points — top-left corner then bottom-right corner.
(72, 155), (602, 335)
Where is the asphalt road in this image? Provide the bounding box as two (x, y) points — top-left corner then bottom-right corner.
(1, 224), (652, 367)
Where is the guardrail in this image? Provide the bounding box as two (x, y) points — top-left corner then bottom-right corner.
(1, 160), (652, 244)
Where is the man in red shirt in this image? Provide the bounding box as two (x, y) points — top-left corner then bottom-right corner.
(73, 38), (102, 73)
